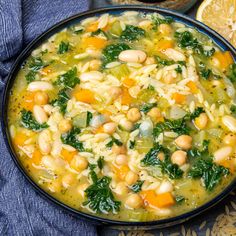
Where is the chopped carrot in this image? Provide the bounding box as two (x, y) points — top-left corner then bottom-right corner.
(112, 165), (130, 180)
(157, 39), (174, 51)
(121, 88), (133, 105)
(22, 91), (36, 111)
(100, 109), (112, 116)
(13, 132), (28, 147)
(186, 81), (198, 94)
(61, 148), (77, 163)
(73, 89), (95, 104)
(82, 37), (107, 50)
(172, 93), (186, 104)
(123, 78), (136, 88)
(140, 190), (175, 209)
(41, 66), (52, 75)
(86, 22), (99, 32)
(211, 51), (234, 71)
(30, 148), (42, 165)
(94, 126), (104, 134)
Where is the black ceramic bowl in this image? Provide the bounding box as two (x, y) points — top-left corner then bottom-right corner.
(1, 6), (236, 230)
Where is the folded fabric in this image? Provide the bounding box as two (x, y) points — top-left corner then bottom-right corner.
(0, 1), (98, 235)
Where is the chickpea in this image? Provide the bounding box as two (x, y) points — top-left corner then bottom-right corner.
(115, 154), (128, 165)
(70, 155), (88, 171)
(147, 107), (161, 119)
(175, 135), (192, 150)
(114, 182), (129, 196)
(103, 122), (117, 135)
(194, 113), (208, 130)
(62, 174), (76, 188)
(127, 108), (141, 122)
(89, 59), (101, 71)
(34, 91), (49, 105)
(112, 145), (127, 155)
(171, 150), (187, 166)
(109, 86), (122, 99)
(58, 119), (72, 133)
(119, 118), (133, 131)
(125, 171), (138, 185)
(125, 194), (143, 209)
(223, 133), (236, 146)
(145, 57), (155, 65)
(159, 23), (172, 36)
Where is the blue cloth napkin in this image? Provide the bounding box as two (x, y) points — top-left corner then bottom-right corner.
(0, 1), (98, 235)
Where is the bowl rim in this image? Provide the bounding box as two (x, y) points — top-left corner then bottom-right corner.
(1, 5), (236, 227)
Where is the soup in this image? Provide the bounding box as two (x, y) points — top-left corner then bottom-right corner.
(8, 11), (236, 222)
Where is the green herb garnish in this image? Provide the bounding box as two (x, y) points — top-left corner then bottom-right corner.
(130, 180), (144, 193)
(58, 41), (70, 54)
(120, 25), (145, 41)
(106, 137), (123, 148)
(140, 103), (157, 114)
(51, 89), (69, 114)
(20, 109), (49, 131)
(54, 67), (80, 89)
(61, 127), (84, 151)
(97, 156), (105, 170)
(83, 170), (121, 214)
(102, 43), (131, 67)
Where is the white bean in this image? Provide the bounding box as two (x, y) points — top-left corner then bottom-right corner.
(213, 146), (232, 163)
(222, 115), (236, 133)
(38, 130), (51, 154)
(118, 50), (147, 63)
(27, 81), (53, 91)
(163, 48), (186, 61)
(33, 105), (48, 124)
(157, 180), (173, 194)
(80, 71), (103, 82)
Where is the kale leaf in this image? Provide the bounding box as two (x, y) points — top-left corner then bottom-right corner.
(102, 43), (131, 67)
(175, 65), (182, 74)
(141, 143), (183, 179)
(175, 195), (185, 204)
(151, 14), (173, 30)
(230, 105), (236, 115)
(61, 127), (84, 151)
(187, 140), (229, 191)
(51, 89), (70, 114)
(58, 41), (70, 54)
(153, 107), (204, 137)
(97, 156), (105, 170)
(153, 118), (190, 137)
(129, 140), (136, 149)
(120, 25), (145, 41)
(130, 180), (144, 193)
(20, 109), (49, 131)
(83, 171), (121, 214)
(106, 136), (123, 148)
(227, 63), (236, 83)
(91, 29), (108, 39)
(188, 158), (229, 191)
(155, 56), (186, 68)
(54, 67), (80, 89)
(25, 57), (46, 83)
(25, 71), (36, 83)
(174, 31), (215, 57)
(140, 103), (157, 114)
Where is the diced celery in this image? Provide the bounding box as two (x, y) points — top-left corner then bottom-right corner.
(105, 64), (130, 80)
(109, 21), (122, 37)
(135, 137), (153, 153)
(73, 112), (88, 128)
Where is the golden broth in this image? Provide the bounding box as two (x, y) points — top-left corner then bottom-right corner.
(8, 11), (236, 221)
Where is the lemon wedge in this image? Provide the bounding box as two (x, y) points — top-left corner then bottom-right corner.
(196, 0), (236, 47)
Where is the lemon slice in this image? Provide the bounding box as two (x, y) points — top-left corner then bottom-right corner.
(196, 0), (236, 47)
